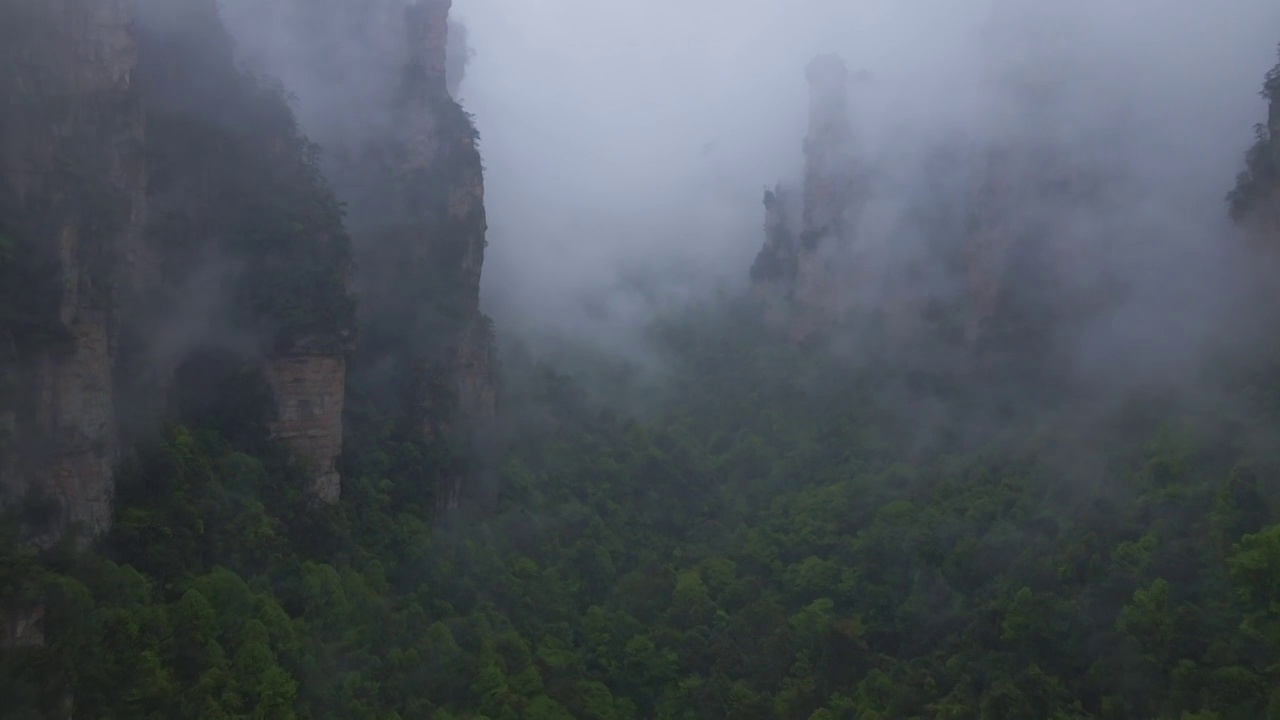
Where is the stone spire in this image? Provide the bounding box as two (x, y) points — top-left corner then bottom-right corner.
(791, 53), (864, 337)
(801, 54), (856, 248)
(405, 0), (452, 83)
(749, 53), (867, 337)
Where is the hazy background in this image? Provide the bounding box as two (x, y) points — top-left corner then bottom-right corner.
(217, 0), (1280, 378)
(455, 0), (1280, 352)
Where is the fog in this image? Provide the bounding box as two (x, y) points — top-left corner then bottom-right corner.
(454, 0), (1280, 353)
(215, 0), (1280, 385)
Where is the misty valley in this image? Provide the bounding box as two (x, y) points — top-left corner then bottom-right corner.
(7, 1), (1280, 719)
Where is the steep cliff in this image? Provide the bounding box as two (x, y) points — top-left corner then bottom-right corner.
(1229, 49), (1280, 235)
(750, 184), (800, 319)
(221, 0), (497, 509)
(750, 55), (869, 339)
(792, 55), (866, 337)
(0, 0), (145, 540)
(127, 0), (355, 502)
(0, 0), (359, 539)
(750, 42), (1121, 372)
(262, 356), (345, 502)
(798, 55), (859, 253)
(359, 0), (495, 509)
(446, 17), (474, 99)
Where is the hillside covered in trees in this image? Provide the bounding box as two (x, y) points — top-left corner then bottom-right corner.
(8, 288), (1280, 719)
(6, 2), (1280, 720)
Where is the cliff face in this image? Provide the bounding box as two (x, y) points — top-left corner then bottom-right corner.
(0, 0), (360, 539)
(793, 55), (865, 337)
(131, 0), (355, 503)
(750, 55), (868, 339)
(221, 0), (497, 508)
(1229, 56), (1280, 237)
(799, 55), (858, 252)
(749, 48), (1116, 374)
(262, 356), (345, 502)
(379, 0), (496, 508)
(750, 185), (800, 321)
(446, 18), (474, 99)
(0, 0), (145, 539)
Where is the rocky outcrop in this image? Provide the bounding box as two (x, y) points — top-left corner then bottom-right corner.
(750, 185), (800, 319)
(2, 605), (45, 648)
(446, 18), (474, 98)
(408, 1), (452, 86)
(750, 54), (868, 338)
(747, 184), (798, 294)
(0, 0), (362, 536)
(0, 0), (145, 539)
(0, 0), (493, 529)
(221, 0), (497, 507)
(263, 355), (346, 502)
(1229, 56), (1280, 236)
(452, 317), (498, 431)
(793, 55), (865, 337)
(395, 0), (497, 505)
(799, 55), (859, 252)
(748, 44), (1123, 369)
(131, 0), (356, 503)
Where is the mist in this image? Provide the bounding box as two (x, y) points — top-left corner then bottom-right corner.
(213, 0), (1280, 390)
(450, 0), (1280, 370)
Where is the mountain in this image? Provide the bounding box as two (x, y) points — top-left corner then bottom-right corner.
(218, 0), (497, 511)
(750, 45), (1125, 398)
(0, 0), (493, 543)
(4, 3), (1280, 719)
(0, 0), (151, 541)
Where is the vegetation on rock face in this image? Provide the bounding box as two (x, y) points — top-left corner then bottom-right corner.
(750, 190), (797, 286)
(0, 0), (146, 527)
(5, 292), (1280, 719)
(136, 5), (355, 355)
(7, 7), (1280, 720)
(1228, 44), (1280, 222)
(344, 59), (490, 443)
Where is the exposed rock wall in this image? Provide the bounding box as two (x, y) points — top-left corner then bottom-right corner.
(220, 0), (497, 507)
(0, 0), (494, 529)
(1230, 57), (1280, 239)
(799, 55), (857, 249)
(0, 0), (361, 536)
(263, 355), (346, 502)
(131, 0), (356, 503)
(446, 18), (474, 98)
(750, 54), (867, 339)
(793, 55), (863, 337)
(398, 0), (497, 507)
(0, 0), (145, 539)
(750, 185), (800, 320)
(452, 318), (498, 431)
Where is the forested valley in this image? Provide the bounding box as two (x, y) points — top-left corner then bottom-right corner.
(6, 1), (1280, 719)
(10, 288), (1280, 719)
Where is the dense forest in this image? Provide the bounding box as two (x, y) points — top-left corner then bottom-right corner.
(6, 4), (1280, 720)
(7, 290), (1280, 719)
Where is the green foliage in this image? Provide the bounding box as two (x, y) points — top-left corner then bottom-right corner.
(136, 15), (355, 354)
(1229, 45), (1280, 221)
(5, 19), (1280, 720)
(1264, 43), (1280, 102)
(7, 294), (1280, 718)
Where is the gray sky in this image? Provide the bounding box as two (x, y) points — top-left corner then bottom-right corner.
(455, 0), (1280, 349)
